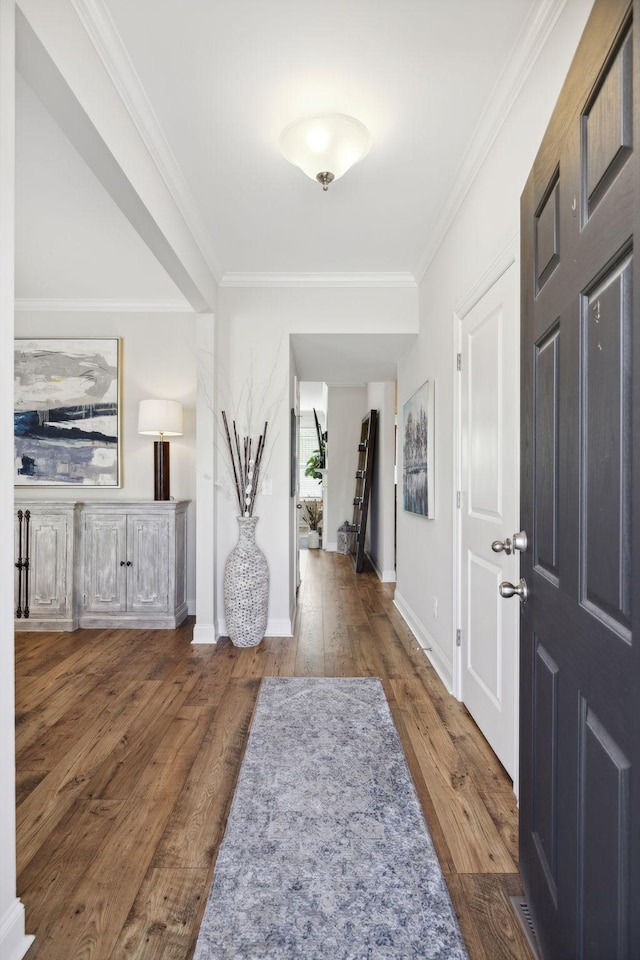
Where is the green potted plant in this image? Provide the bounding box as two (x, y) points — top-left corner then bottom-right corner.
(305, 408), (327, 483)
(304, 450), (325, 483)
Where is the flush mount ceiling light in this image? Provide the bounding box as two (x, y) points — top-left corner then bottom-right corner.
(279, 113), (372, 190)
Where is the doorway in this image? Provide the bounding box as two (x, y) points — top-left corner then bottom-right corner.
(298, 382), (326, 556)
(457, 255), (520, 782)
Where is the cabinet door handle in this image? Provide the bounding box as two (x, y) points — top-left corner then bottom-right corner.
(120, 560), (126, 566)
(126, 561), (132, 567)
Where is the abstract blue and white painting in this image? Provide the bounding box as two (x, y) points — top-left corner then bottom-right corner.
(402, 379), (434, 518)
(14, 338), (121, 486)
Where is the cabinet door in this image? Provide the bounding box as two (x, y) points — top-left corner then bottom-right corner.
(17, 513), (70, 618)
(127, 514), (170, 614)
(83, 514), (127, 614)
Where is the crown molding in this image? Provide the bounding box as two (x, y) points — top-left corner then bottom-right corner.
(453, 233), (518, 321)
(219, 272), (417, 288)
(15, 298), (195, 313)
(70, 0), (223, 283)
(414, 0), (568, 284)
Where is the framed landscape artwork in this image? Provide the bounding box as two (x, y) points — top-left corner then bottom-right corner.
(402, 379), (435, 518)
(14, 338), (121, 487)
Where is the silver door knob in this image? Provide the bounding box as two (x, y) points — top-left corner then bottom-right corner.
(492, 537), (513, 555)
(499, 578), (528, 603)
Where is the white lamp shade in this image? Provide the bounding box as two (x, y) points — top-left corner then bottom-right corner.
(138, 399), (183, 436)
(279, 114), (372, 184)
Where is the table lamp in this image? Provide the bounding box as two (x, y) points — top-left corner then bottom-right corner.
(138, 399), (183, 500)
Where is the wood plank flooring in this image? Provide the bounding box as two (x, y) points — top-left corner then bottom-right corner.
(15, 549), (535, 960)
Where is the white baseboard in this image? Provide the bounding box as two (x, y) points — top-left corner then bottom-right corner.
(365, 552), (396, 583)
(0, 899), (34, 960)
(265, 618), (293, 637)
(393, 590), (453, 693)
(191, 623), (218, 644)
(323, 541), (337, 552)
(215, 617), (293, 639)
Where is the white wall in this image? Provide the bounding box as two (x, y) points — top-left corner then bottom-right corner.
(395, 0), (594, 690)
(324, 385), (366, 551)
(215, 284), (417, 634)
(0, 2), (33, 955)
(366, 381), (396, 581)
(193, 312), (216, 642)
(13, 311), (198, 609)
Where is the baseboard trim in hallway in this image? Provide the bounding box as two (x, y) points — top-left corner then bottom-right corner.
(393, 588), (454, 691)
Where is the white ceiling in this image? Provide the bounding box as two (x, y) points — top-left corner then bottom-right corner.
(15, 0), (543, 294)
(14, 0), (547, 382)
(102, 0), (536, 279)
(291, 333), (417, 383)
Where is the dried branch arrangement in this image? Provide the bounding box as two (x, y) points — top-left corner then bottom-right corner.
(221, 411), (268, 516)
(301, 498), (322, 531)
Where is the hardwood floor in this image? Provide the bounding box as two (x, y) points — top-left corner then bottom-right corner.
(15, 549), (535, 959)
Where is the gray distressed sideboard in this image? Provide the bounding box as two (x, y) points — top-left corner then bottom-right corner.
(14, 500), (189, 631)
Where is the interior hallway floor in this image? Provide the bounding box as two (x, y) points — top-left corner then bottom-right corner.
(15, 549), (535, 959)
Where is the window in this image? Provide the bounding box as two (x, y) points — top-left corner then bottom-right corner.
(299, 427), (322, 499)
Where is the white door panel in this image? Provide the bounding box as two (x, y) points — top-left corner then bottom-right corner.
(467, 552), (502, 704)
(460, 263), (519, 780)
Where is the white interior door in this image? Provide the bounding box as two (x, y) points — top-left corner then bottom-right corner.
(459, 262), (519, 781)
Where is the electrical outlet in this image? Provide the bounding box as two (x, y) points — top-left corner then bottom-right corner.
(261, 478), (272, 496)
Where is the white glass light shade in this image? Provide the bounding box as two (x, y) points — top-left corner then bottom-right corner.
(279, 114), (372, 186)
(138, 399), (183, 436)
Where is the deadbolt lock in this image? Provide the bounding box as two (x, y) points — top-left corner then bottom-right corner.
(491, 530), (528, 556)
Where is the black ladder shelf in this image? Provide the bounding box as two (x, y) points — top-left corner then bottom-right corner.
(349, 409), (378, 573)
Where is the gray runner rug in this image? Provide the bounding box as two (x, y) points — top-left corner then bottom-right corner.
(194, 677), (468, 959)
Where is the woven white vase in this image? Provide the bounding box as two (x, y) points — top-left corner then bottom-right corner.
(224, 516), (269, 647)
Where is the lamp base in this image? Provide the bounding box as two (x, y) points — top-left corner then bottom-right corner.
(154, 440), (170, 500)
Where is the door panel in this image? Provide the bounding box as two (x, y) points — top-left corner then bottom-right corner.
(533, 324), (560, 580)
(460, 264), (519, 779)
(532, 638), (559, 902)
(579, 702), (631, 960)
(520, 2), (639, 956)
(467, 553), (502, 703)
(83, 514), (127, 613)
(468, 308), (502, 518)
(28, 515), (68, 615)
(583, 256), (632, 630)
(584, 28), (633, 215)
(535, 176), (560, 290)
(128, 515), (169, 613)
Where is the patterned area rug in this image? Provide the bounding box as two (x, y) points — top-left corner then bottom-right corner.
(194, 677), (468, 959)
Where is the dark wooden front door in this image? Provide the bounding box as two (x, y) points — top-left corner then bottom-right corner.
(520, 2), (639, 957)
